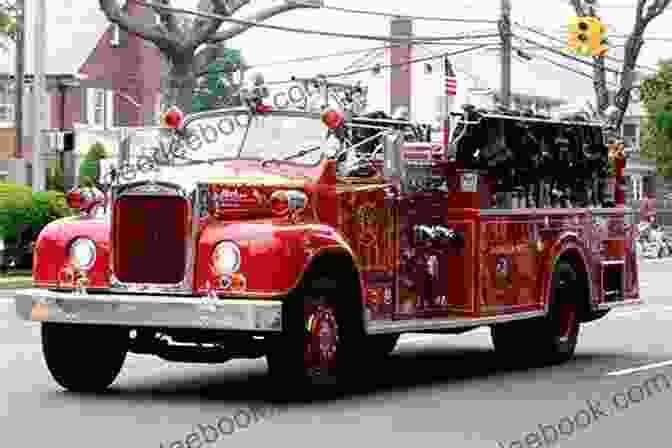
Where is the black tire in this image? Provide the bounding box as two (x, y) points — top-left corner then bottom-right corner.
(491, 261), (580, 365)
(366, 334), (400, 358)
(42, 323), (129, 392)
(266, 274), (364, 394)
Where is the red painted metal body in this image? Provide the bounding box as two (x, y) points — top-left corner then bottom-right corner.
(33, 142), (638, 328)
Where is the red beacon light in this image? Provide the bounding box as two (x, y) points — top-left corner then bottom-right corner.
(255, 103), (273, 114)
(161, 107), (184, 129)
(66, 186), (105, 215)
(320, 109), (345, 129)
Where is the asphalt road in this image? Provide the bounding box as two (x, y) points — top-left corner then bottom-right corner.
(1, 259), (671, 448)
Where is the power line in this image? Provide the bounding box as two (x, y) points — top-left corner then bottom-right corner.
(514, 46), (619, 87)
(261, 43), (495, 85)
(416, 43), (496, 88)
(321, 43), (494, 79)
(137, 1), (500, 44)
(513, 33), (622, 74)
(249, 45), (390, 68)
(340, 28), (500, 71)
(512, 21), (658, 72)
(290, 1), (499, 24)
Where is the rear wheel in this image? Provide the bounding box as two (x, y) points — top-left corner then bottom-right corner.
(491, 261), (580, 365)
(42, 323), (129, 392)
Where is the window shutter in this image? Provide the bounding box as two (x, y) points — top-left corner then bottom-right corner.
(80, 87), (88, 124)
(106, 90), (114, 129)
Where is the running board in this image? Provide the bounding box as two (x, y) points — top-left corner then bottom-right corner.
(365, 310), (547, 334)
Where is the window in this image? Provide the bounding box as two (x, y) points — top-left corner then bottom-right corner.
(623, 123), (638, 149)
(0, 103), (14, 122)
(631, 174), (643, 201)
(86, 88), (114, 129)
(94, 89), (105, 126)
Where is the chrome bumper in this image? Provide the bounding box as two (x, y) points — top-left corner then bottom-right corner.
(14, 289), (282, 332)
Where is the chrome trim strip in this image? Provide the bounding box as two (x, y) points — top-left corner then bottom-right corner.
(110, 181), (197, 295)
(596, 299), (643, 310)
(478, 207), (636, 216)
(365, 310), (547, 334)
(14, 289), (282, 332)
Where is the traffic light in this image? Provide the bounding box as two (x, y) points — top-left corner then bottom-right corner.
(567, 16), (592, 56)
(590, 18), (608, 57)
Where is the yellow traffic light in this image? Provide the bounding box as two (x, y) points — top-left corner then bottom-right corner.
(568, 16), (593, 56)
(590, 18), (608, 57)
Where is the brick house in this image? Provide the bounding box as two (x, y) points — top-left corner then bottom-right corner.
(0, 0), (165, 183)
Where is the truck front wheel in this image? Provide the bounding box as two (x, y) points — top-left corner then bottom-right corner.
(42, 323), (129, 392)
(267, 274), (363, 392)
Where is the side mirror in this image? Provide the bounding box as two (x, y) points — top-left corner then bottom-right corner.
(383, 132), (407, 193)
(66, 187), (106, 216)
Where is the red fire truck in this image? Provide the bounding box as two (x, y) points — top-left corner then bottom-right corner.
(14, 84), (640, 392)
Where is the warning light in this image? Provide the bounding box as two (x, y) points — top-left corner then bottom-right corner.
(320, 109), (345, 129)
(161, 107), (184, 128)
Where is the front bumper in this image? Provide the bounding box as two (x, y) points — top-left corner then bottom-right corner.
(14, 289), (282, 332)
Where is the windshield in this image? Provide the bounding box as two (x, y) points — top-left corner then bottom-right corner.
(107, 110), (343, 187)
(180, 110), (341, 166)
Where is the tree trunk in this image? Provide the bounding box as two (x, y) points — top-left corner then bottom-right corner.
(166, 51), (198, 114)
(592, 57), (610, 113)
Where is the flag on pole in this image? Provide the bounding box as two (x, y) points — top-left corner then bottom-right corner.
(444, 57), (457, 96)
(442, 57), (457, 152)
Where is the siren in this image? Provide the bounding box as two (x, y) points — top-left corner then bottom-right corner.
(161, 107), (184, 129)
(320, 108), (345, 129)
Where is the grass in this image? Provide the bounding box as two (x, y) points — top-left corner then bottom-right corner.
(0, 269), (33, 289)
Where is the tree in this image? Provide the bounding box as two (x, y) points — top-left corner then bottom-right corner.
(0, 1), (18, 48)
(192, 47), (246, 112)
(78, 142), (109, 188)
(569, 0), (672, 132)
(640, 62), (672, 175)
(99, 0), (323, 114)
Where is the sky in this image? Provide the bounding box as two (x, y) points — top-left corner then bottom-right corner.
(3, 0), (672, 110)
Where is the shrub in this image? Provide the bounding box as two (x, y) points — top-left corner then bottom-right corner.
(79, 142), (109, 187)
(46, 165), (66, 192)
(0, 183), (72, 245)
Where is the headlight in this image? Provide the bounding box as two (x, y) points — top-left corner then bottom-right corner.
(211, 241), (241, 274)
(68, 238), (97, 271)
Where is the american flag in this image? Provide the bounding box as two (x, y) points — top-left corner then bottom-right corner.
(444, 57), (457, 96)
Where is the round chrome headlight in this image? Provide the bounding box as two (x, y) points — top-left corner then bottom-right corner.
(211, 241), (241, 274)
(69, 238), (97, 271)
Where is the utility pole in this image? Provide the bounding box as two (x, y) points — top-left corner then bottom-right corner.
(499, 0), (511, 108)
(31, 0), (46, 191)
(14, 0), (23, 159)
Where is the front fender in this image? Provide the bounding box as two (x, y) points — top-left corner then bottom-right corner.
(195, 221), (356, 297)
(33, 216), (111, 289)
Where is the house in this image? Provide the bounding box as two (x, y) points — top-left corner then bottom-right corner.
(0, 0), (165, 185)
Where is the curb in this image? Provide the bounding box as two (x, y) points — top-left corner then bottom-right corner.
(0, 279), (33, 289)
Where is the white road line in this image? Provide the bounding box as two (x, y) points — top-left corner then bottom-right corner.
(399, 328), (490, 345)
(610, 305), (672, 317)
(606, 360), (672, 376)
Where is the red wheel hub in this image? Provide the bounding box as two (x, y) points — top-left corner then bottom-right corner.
(304, 303), (339, 376)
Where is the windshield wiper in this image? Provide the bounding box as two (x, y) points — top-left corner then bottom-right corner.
(283, 145), (322, 161)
